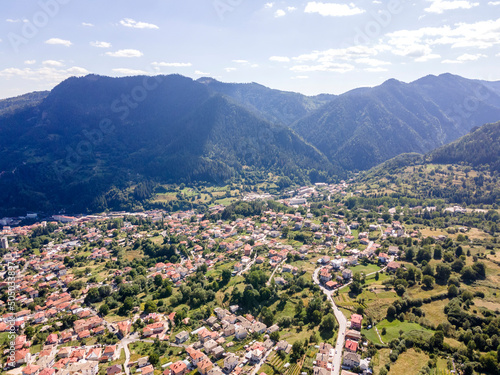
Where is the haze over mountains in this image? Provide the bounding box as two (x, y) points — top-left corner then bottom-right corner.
(0, 73), (499, 215)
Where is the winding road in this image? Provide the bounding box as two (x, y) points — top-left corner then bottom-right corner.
(313, 268), (347, 375)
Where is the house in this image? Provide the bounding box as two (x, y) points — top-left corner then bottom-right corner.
(87, 348), (102, 361)
(343, 352), (361, 368)
(142, 365), (154, 375)
(276, 340), (291, 353)
(57, 347), (72, 358)
(175, 331), (189, 344)
(39, 369), (55, 375)
(101, 345), (117, 361)
(22, 365), (40, 375)
(319, 343), (333, 354)
(235, 327), (247, 340)
(15, 349), (31, 366)
(267, 324), (279, 334)
(212, 346), (225, 359)
(345, 339), (358, 353)
(143, 322), (165, 337)
(325, 280), (338, 290)
(223, 324), (235, 337)
(342, 269), (353, 280)
(345, 330), (361, 342)
(36, 351), (55, 370)
(252, 322), (267, 334)
(167, 361), (188, 375)
(106, 365), (123, 375)
(197, 359), (213, 375)
(388, 246), (399, 255)
(116, 320), (131, 337)
(224, 353), (239, 373)
(78, 329), (91, 339)
(313, 367), (330, 375)
(190, 350), (207, 366)
(319, 268), (332, 283)
(234, 263), (243, 272)
(378, 253), (389, 263)
(282, 265), (298, 274)
(350, 314), (363, 331)
(207, 368), (223, 375)
(315, 353), (330, 369)
(250, 349), (264, 363)
(203, 339), (218, 353)
(387, 261), (401, 272)
(137, 357), (150, 368)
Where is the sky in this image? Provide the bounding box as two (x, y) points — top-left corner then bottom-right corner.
(0, 0), (500, 99)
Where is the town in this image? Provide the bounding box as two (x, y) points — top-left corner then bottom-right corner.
(0, 181), (499, 375)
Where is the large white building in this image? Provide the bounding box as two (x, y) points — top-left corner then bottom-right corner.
(1, 237), (8, 249)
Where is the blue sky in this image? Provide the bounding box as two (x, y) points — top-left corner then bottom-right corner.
(1, 0), (500, 99)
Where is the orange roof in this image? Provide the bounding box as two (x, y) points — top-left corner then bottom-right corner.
(351, 314), (363, 324)
(345, 339), (358, 352)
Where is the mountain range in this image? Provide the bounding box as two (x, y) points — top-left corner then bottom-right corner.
(0, 73), (499, 215)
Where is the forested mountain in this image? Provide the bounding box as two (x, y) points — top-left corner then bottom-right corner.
(292, 74), (500, 171)
(0, 91), (49, 116)
(1, 73), (500, 215)
(197, 77), (335, 126)
(357, 121), (500, 205)
(426, 121), (500, 172)
(0, 74), (335, 215)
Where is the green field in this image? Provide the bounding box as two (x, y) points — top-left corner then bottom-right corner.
(376, 319), (433, 343)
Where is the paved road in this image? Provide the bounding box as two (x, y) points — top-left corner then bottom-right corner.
(249, 348), (273, 375)
(313, 268), (347, 375)
(266, 259), (286, 286)
(237, 253), (258, 276)
(122, 340), (132, 375)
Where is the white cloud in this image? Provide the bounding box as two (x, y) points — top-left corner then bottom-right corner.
(90, 41), (112, 48)
(386, 18), (500, 52)
(24, 60), (36, 65)
(152, 62), (192, 67)
(292, 45), (388, 64)
(443, 53), (487, 63)
(489, 1), (500, 5)
(112, 68), (150, 75)
(250, 64), (259, 68)
(441, 59), (462, 64)
(67, 67), (90, 75)
(275, 9), (286, 17)
(415, 53), (441, 62)
(0, 66), (88, 82)
(355, 58), (391, 67)
(304, 2), (365, 17)
(264, 3), (274, 8)
(45, 38), (72, 47)
(287, 7), (297, 12)
(232, 60), (248, 64)
(290, 62), (354, 73)
(194, 70), (210, 75)
(120, 18), (159, 30)
(225, 68), (237, 72)
(269, 56), (290, 62)
(82, 22), (94, 27)
(424, 0), (479, 14)
(291, 75), (309, 79)
(365, 67), (388, 72)
(42, 60), (64, 67)
(106, 49), (143, 58)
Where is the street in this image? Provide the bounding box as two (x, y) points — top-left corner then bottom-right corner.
(312, 268), (347, 375)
